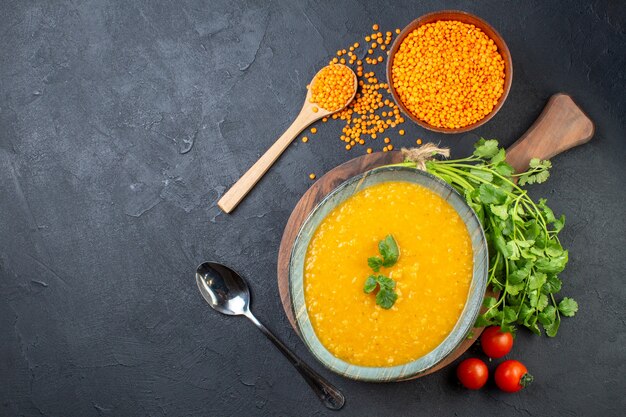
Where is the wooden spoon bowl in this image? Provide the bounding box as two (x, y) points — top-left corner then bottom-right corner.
(386, 10), (513, 134)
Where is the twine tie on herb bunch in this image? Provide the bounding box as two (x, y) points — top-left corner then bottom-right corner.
(400, 144), (450, 170)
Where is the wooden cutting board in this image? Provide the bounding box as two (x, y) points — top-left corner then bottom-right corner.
(277, 93), (594, 379)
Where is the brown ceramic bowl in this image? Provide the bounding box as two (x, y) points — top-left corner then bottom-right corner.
(386, 10), (513, 134)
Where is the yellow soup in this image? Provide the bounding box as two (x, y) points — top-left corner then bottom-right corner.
(304, 181), (473, 367)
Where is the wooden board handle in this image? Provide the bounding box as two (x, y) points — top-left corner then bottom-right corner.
(506, 93), (594, 172)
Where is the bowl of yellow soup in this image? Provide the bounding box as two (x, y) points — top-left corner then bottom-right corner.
(288, 166), (488, 381)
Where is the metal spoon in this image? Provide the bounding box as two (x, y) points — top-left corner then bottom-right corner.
(195, 261), (345, 410)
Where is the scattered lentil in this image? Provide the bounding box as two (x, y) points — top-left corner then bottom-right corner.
(309, 173), (316, 180)
(306, 24), (409, 156)
(302, 136), (309, 143)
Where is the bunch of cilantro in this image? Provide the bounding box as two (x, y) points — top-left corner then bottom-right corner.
(396, 139), (578, 336)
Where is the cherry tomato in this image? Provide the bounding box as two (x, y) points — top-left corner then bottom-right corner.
(480, 326), (514, 358)
(495, 360), (534, 393)
(456, 358), (488, 390)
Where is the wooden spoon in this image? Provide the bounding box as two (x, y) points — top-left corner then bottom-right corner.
(217, 65), (358, 214)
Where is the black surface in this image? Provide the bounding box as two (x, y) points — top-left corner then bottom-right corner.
(1, 1), (625, 416)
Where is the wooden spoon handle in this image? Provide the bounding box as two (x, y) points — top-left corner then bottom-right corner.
(218, 111), (318, 213)
(506, 93), (594, 172)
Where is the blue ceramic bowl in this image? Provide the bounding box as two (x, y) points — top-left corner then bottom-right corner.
(288, 166), (488, 382)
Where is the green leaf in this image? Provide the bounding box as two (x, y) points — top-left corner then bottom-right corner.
(539, 305), (560, 336)
(508, 267), (528, 284)
(528, 272), (547, 290)
(515, 239), (535, 248)
(494, 234), (512, 258)
(470, 168), (493, 183)
(499, 322), (516, 334)
(536, 251), (569, 274)
(379, 235), (400, 267)
(495, 162), (515, 178)
(490, 204), (509, 220)
(364, 275), (378, 293)
(503, 306), (518, 323)
(534, 170), (550, 184)
(520, 248), (538, 261)
(490, 148), (506, 165)
(544, 316), (560, 337)
(517, 303), (534, 324)
(524, 220), (541, 241)
(545, 240), (564, 257)
(506, 282), (525, 296)
(376, 275), (396, 291)
(538, 198), (556, 223)
(478, 183), (507, 205)
(487, 309), (503, 321)
(529, 158), (552, 170)
(528, 290), (540, 308)
(527, 321), (541, 335)
(376, 287), (398, 309)
(538, 305), (556, 325)
(474, 314), (491, 328)
(529, 246), (545, 257)
(367, 256), (383, 272)
(544, 275), (562, 294)
(492, 281), (505, 294)
(473, 139), (500, 158)
(552, 215), (565, 233)
(505, 241), (520, 260)
(483, 296), (497, 309)
(537, 294), (549, 311)
(558, 297), (578, 317)
(519, 160), (552, 185)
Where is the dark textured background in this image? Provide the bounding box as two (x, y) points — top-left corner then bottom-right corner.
(1, 0), (624, 416)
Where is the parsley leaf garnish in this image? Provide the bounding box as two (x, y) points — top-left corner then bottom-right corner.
(376, 285), (398, 309)
(379, 235), (400, 267)
(363, 274), (397, 310)
(364, 275), (378, 293)
(363, 236), (401, 309)
(367, 257), (383, 272)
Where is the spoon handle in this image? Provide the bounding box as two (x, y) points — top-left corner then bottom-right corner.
(244, 311), (345, 410)
(217, 108), (323, 214)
